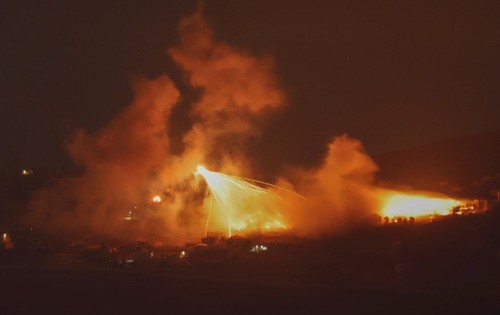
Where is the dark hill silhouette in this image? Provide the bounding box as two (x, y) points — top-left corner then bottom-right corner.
(374, 130), (500, 198)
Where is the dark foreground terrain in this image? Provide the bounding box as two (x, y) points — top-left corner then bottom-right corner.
(1, 213), (499, 315)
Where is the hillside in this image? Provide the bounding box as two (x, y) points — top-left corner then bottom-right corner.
(374, 130), (500, 198)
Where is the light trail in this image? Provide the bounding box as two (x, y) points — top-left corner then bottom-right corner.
(238, 176), (306, 200)
(204, 185), (212, 238)
(196, 165), (299, 237)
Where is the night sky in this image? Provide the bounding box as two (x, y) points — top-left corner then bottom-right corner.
(2, 0), (499, 171)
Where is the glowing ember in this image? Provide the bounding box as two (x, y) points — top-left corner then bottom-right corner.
(20, 169), (33, 176)
(196, 165), (287, 237)
(380, 191), (463, 219)
(123, 210), (135, 221)
(152, 195), (162, 203)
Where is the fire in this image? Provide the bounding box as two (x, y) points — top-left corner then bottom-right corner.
(152, 195), (162, 203)
(380, 191), (463, 219)
(27, 9), (484, 245)
(195, 165), (287, 237)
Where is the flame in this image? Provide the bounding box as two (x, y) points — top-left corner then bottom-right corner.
(152, 195), (162, 203)
(379, 191), (463, 219)
(196, 165), (287, 237)
(27, 10), (287, 244)
(27, 9), (480, 245)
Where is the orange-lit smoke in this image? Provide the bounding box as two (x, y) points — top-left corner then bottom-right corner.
(28, 9), (462, 244)
(168, 9), (284, 174)
(278, 135), (463, 234)
(29, 76), (179, 239)
(281, 135), (380, 236)
(28, 9), (285, 243)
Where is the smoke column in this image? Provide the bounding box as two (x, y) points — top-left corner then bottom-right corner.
(28, 8), (286, 243)
(168, 9), (285, 174)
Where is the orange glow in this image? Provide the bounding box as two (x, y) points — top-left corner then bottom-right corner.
(379, 191), (463, 219)
(196, 165), (287, 237)
(27, 9), (481, 246)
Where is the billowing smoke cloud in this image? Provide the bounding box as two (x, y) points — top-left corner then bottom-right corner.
(168, 9), (284, 174)
(29, 76), (180, 239)
(28, 9), (285, 243)
(281, 135), (380, 236)
(30, 8), (444, 244)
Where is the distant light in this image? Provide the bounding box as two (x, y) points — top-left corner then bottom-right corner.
(250, 245), (268, 253)
(179, 250), (186, 258)
(21, 169), (33, 176)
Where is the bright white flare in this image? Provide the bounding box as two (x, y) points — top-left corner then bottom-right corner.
(196, 166), (287, 237)
(196, 165), (208, 175)
(152, 195), (162, 203)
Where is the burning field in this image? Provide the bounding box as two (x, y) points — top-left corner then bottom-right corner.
(27, 9), (468, 245)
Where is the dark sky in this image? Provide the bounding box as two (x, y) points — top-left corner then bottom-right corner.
(1, 0), (499, 170)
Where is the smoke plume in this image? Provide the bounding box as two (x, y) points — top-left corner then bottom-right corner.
(282, 135), (380, 236)
(169, 9), (284, 174)
(29, 76), (179, 239)
(28, 9), (286, 243)
(30, 6), (452, 245)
